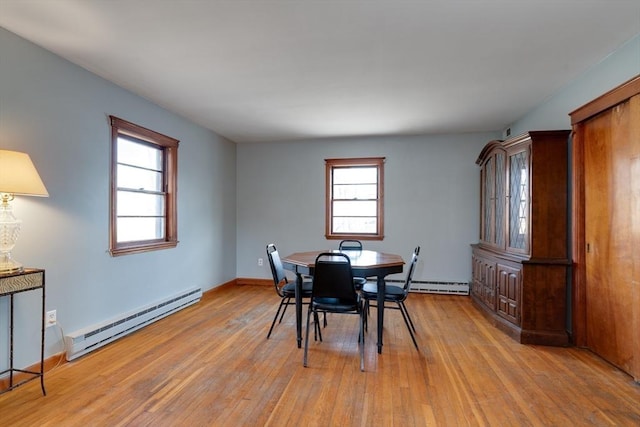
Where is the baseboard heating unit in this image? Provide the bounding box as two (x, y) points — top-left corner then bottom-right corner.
(65, 287), (202, 361)
(386, 279), (470, 295)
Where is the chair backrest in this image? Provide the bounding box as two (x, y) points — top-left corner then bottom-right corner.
(312, 252), (357, 302)
(266, 244), (289, 296)
(338, 239), (363, 251)
(403, 246), (421, 292)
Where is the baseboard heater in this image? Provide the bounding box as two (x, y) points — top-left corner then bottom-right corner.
(65, 287), (202, 361)
(386, 279), (469, 295)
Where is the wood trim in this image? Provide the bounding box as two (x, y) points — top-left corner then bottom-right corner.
(234, 278), (271, 286)
(201, 279), (241, 301)
(569, 74), (640, 124)
(475, 140), (503, 165)
(631, 96), (640, 379)
(571, 127), (587, 346)
(109, 116), (179, 147)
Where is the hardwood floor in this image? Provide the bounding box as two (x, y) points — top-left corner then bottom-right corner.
(1, 284), (639, 426)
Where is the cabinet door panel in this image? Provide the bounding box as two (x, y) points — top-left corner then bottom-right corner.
(482, 261), (496, 310)
(471, 255), (483, 297)
(497, 264), (521, 324)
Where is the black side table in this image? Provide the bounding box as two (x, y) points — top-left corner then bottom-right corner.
(0, 268), (46, 396)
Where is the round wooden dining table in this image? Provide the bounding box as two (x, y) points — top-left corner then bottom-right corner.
(282, 249), (405, 354)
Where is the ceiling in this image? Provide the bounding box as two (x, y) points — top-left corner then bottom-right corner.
(0, 1), (638, 143)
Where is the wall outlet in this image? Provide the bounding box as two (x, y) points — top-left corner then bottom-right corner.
(46, 310), (57, 327)
(258, 258), (263, 266)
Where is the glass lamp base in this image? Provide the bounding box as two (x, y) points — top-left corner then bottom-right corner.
(0, 196), (24, 274)
(0, 254), (23, 274)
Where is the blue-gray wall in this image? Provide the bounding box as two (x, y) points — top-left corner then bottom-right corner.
(236, 33), (639, 285)
(507, 34), (640, 135)
(236, 133), (494, 283)
(0, 27), (237, 367)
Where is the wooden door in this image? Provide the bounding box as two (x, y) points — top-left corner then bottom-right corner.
(583, 95), (639, 378)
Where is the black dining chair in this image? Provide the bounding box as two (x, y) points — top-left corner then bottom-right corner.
(266, 243), (314, 339)
(362, 246), (420, 350)
(338, 239), (367, 290)
(304, 252), (366, 372)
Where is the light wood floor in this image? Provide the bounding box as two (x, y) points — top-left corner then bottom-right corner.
(1, 284), (639, 426)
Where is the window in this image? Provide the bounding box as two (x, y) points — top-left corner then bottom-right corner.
(325, 157), (385, 240)
(109, 116), (179, 256)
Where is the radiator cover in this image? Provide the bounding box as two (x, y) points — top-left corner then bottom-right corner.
(385, 279), (469, 295)
(64, 287), (202, 361)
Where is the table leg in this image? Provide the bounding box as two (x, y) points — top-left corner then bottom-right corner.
(295, 272), (303, 348)
(9, 295), (15, 388)
(40, 279), (46, 396)
(377, 275), (385, 354)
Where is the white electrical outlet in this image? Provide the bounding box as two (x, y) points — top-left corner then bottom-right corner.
(258, 258), (263, 266)
(46, 310), (57, 327)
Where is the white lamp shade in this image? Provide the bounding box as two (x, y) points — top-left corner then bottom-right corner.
(0, 150), (49, 197)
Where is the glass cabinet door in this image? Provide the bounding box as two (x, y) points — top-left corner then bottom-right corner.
(507, 148), (529, 253)
(495, 152), (506, 248)
(481, 157), (493, 243)
(481, 151), (506, 248)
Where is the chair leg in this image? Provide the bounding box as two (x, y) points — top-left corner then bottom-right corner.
(278, 298), (290, 323)
(313, 311), (323, 342)
(359, 308), (365, 372)
(267, 298), (286, 339)
(316, 311), (323, 342)
(401, 301), (417, 332)
(363, 300), (369, 332)
(398, 302), (419, 350)
(303, 306), (313, 367)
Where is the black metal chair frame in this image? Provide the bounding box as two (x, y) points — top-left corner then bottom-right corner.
(303, 252), (365, 372)
(363, 246), (421, 350)
(266, 244), (314, 339)
(338, 239), (363, 251)
(338, 239), (367, 290)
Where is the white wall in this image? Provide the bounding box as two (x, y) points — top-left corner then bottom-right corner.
(0, 27), (237, 367)
(236, 132), (496, 284)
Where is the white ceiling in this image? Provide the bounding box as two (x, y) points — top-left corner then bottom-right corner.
(0, 1), (638, 143)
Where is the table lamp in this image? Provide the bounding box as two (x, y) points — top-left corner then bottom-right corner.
(0, 150), (49, 274)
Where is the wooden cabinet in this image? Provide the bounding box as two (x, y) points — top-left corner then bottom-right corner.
(471, 130), (571, 346)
